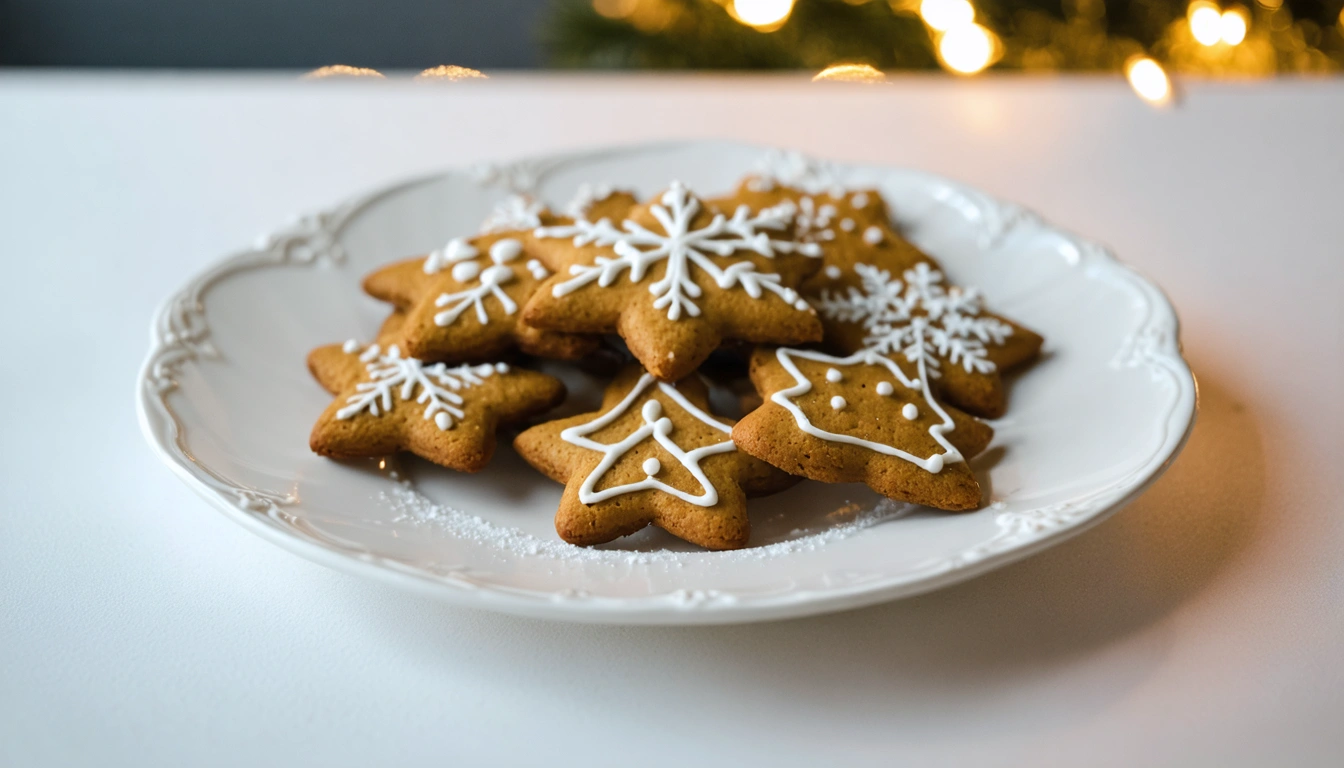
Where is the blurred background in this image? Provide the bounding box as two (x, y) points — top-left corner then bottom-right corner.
(3, 0), (1341, 79)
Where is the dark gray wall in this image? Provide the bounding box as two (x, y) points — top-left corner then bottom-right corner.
(1, 0), (550, 68)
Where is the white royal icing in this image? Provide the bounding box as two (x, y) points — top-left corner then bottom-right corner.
(815, 262), (1014, 376)
(824, 265), (842, 279)
(335, 343), (498, 431)
(480, 194), (544, 234)
(876, 381), (894, 396)
(560, 373), (737, 507)
(825, 368), (843, 383)
(564, 182), (630, 219)
(523, 259), (544, 279)
(851, 192), (869, 208)
(902, 403), (919, 420)
(770, 348), (961, 473)
(533, 181), (821, 321)
(840, 218), (856, 232)
(433, 237), (534, 327)
(424, 238), (478, 275)
(862, 226), (884, 246)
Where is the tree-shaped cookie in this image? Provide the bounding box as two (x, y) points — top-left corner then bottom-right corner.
(732, 346), (995, 511)
(513, 365), (793, 550)
(362, 197), (597, 363)
(522, 181), (824, 381)
(813, 262), (1042, 418)
(308, 339), (565, 472)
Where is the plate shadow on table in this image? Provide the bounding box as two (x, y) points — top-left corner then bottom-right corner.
(348, 359), (1263, 724)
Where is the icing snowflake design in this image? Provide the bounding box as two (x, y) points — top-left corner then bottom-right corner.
(534, 181), (822, 321)
(481, 194), (544, 234)
(336, 343), (506, 430)
(561, 374), (736, 507)
(815, 262), (1014, 379)
(425, 237), (551, 327)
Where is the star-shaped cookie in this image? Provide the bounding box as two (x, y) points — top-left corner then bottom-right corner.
(714, 176), (934, 294)
(732, 347), (994, 511)
(362, 217), (597, 363)
(308, 338), (565, 472)
(812, 261), (1042, 419)
(521, 182), (824, 382)
(723, 178), (1041, 418)
(513, 364), (794, 550)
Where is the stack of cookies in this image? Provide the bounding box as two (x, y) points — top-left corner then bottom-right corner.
(308, 174), (1042, 550)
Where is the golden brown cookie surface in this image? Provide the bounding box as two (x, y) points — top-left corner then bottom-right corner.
(362, 223), (597, 363)
(811, 261), (1042, 419)
(308, 341), (565, 472)
(716, 177), (933, 294)
(732, 347), (993, 512)
(513, 365), (792, 550)
(521, 182), (825, 381)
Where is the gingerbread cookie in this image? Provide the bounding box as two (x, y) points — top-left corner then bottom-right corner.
(812, 261), (1042, 418)
(732, 347), (994, 511)
(308, 340), (565, 472)
(716, 177), (934, 294)
(522, 181), (824, 382)
(513, 364), (792, 550)
(361, 202), (596, 363)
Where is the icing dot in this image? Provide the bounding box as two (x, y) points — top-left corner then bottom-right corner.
(489, 238), (523, 263)
(910, 378), (920, 388)
(840, 218), (856, 232)
(825, 368), (843, 383)
(824, 265), (842, 279)
(828, 185), (846, 199)
(451, 260), (481, 282)
(819, 204), (838, 218)
(876, 381), (894, 396)
(445, 238), (477, 262)
(902, 403), (919, 420)
(863, 226), (884, 245)
(342, 339), (359, 353)
(927, 454), (945, 473)
(479, 264), (514, 286)
(830, 396), (847, 410)
(819, 229), (836, 241)
(793, 298), (810, 311)
(780, 288), (797, 303)
(525, 259), (550, 280)
(434, 412), (452, 430)
(494, 362), (510, 374)
(642, 457), (661, 476)
(642, 400), (662, 421)
(851, 192), (869, 208)
(655, 417), (674, 434)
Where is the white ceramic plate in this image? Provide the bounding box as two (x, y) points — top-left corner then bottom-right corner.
(138, 141), (1196, 625)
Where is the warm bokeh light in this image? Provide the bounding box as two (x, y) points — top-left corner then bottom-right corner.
(415, 65), (488, 81)
(733, 0), (795, 30)
(592, 0), (639, 19)
(937, 23), (997, 75)
(812, 63), (887, 82)
(919, 0), (975, 32)
(302, 65), (384, 79)
(1219, 8), (1248, 45)
(1189, 2), (1224, 46)
(1126, 56), (1173, 106)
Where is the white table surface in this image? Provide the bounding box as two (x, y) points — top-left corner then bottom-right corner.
(1, 72), (1341, 767)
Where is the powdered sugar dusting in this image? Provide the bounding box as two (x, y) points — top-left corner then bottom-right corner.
(382, 482), (907, 564)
